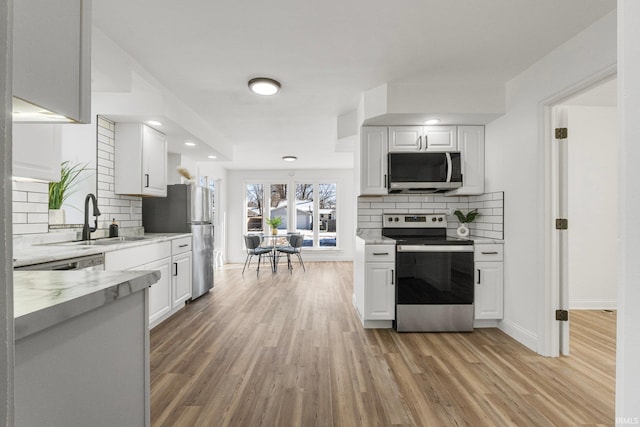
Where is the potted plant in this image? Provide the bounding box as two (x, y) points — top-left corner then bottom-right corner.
(265, 216), (283, 235)
(453, 209), (479, 238)
(48, 161), (88, 225)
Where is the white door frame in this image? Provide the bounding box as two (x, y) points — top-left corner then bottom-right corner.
(540, 65), (617, 357)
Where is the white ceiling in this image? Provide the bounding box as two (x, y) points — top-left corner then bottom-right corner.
(91, 0), (615, 170)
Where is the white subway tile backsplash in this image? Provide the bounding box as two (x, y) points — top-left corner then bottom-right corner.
(27, 213), (49, 223)
(357, 191), (504, 240)
(13, 223), (48, 234)
(13, 213), (27, 224)
(12, 191), (27, 202)
(13, 181), (48, 193)
(27, 192), (49, 203)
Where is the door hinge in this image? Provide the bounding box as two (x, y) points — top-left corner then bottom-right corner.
(555, 310), (569, 321)
(555, 218), (568, 230)
(555, 127), (568, 139)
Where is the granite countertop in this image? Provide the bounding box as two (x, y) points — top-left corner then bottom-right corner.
(14, 269), (161, 340)
(13, 233), (191, 268)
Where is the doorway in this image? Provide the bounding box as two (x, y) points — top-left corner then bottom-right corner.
(548, 75), (618, 356)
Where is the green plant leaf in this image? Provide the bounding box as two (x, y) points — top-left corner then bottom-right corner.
(48, 161), (90, 209)
(453, 208), (479, 223)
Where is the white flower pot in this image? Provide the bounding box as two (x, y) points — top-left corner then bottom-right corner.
(48, 209), (65, 225)
(456, 223), (469, 238)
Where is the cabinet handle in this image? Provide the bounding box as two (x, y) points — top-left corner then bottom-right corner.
(384, 174), (387, 188)
(477, 269), (481, 284)
(481, 251), (499, 255)
(423, 135), (427, 150)
(418, 135), (423, 151)
(173, 262), (178, 276)
(145, 174), (150, 188)
(179, 244), (188, 248)
(372, 252), (389, 256)
(391, 269), (394, 285)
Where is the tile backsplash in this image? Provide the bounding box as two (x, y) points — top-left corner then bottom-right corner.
(357, 191), (504, 240)
(12, 181), (50, 235)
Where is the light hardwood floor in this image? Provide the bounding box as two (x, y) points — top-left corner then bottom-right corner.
(150, 262), (616, 426)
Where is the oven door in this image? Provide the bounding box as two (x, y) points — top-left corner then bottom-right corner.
(395, 245), (474, 332)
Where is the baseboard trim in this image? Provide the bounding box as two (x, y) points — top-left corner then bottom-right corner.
(569, 300), (617, 310)
(499, 319), (538, 353)
(474, 319), (500, 328)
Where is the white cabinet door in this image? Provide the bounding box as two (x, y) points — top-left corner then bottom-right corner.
(448, 126), (485, 196)
(475, 261), (504, 320)
(13, 0), (91, 123)
(12, 124), (61, 181)
(360, 127), (389, 195)
(145, 257), (172, 327)
(388, 126), (423, 152)
(424, 126), (457, 151)
(172, 252), (192, 308)
(142, 125), (168, 196)
(364, 262), (395, 320)
(115, 123), (167, 197)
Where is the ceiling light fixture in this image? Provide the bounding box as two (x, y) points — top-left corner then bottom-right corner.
(424, 119), (440, 125)
(248, 77), (281, 96)
(282, 156), (297, 162)
(147, 120), (162, 126)
(184, 141), (196, 147)
(208, 155), (217, 159)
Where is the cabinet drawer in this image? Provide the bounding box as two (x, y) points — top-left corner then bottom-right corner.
(172, 236), (192, 255)
(365, 245), (395, 262)
(474, 244), (503, 262)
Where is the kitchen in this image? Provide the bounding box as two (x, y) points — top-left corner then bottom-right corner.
(2, 0), (640, 425)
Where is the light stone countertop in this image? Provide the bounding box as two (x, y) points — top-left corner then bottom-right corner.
(13, 233), (191, 268)
(14, 269), (161, 340)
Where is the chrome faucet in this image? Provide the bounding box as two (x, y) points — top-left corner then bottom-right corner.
(82, 193), (101, 240)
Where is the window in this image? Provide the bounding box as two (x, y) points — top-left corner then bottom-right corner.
(245, 181), (338, 249)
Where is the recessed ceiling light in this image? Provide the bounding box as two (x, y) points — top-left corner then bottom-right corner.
(248, 77), (281, 96)
(147, 120), (162, 126)
(424, 119), (440, 125)
(184, 141), (196, 147)
(208, 155), (217, 159)
(282, 156), (297, 162)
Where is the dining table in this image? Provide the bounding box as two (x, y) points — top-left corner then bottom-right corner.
(259, 233), (293, 272)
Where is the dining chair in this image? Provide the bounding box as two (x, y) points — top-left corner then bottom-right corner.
(276, 233), (306, 272)
(242, 234), (274, 275)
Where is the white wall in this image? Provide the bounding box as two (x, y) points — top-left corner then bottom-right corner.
(484, 11), (617, 351)
(617, 0), (640, 418)
(226, 169), (355, 264)
(566, 106), (617, 309)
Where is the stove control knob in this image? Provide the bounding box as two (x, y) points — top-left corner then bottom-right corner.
(388, 217), (393, 222)
(394, 217), (399, 222)
(432, 217), (437, 222)
(438, 217), (443, 222)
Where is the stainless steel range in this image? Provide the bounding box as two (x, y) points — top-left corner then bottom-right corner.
(382, 213), (474, 332)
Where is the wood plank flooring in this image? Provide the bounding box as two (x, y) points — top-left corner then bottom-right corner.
(150, 262), (616, 426)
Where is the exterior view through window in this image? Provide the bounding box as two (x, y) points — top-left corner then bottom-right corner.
(245, 182), (337, 248)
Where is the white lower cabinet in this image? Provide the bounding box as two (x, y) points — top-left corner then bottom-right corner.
(474, 243), (504, 320)
(145, 258), (173, 326)
(105, 237), (192, 329)
(364, 262), (395, 320)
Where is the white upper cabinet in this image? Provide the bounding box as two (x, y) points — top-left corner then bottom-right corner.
(115, 123), (167, 197)
(13, 0), (91, 123)
(12, 124), (61, 181)
(389, 126), (457, 152)
(447, 125), (485, 196)
(360, 126), (389, 195)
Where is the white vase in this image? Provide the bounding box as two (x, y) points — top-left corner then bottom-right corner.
(456, 223), (469, 238)
(48, 209), (65, 225)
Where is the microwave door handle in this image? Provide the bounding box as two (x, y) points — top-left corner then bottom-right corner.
(445, 152), (453, 182)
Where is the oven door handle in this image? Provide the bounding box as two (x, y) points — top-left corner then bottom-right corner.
(397, 245), (474, 252)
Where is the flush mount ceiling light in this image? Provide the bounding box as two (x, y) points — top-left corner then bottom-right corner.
(184, 141), (196, 147)
(248, 77), (281, 96)
(208, 155), (217, 159)
(282, 156), (297, 162)
(424, 119), (440, 125)
(147, 120), (162, 126)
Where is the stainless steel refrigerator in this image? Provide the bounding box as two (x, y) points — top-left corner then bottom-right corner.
(142, 183), (214, 299)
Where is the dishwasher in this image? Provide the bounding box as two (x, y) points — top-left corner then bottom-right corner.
(14, 253), (105, 271)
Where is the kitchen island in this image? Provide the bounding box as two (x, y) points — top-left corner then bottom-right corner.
(14, 269), (160, 427)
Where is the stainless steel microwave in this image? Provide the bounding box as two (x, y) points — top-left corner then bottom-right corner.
(388, 152), (462, 193)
